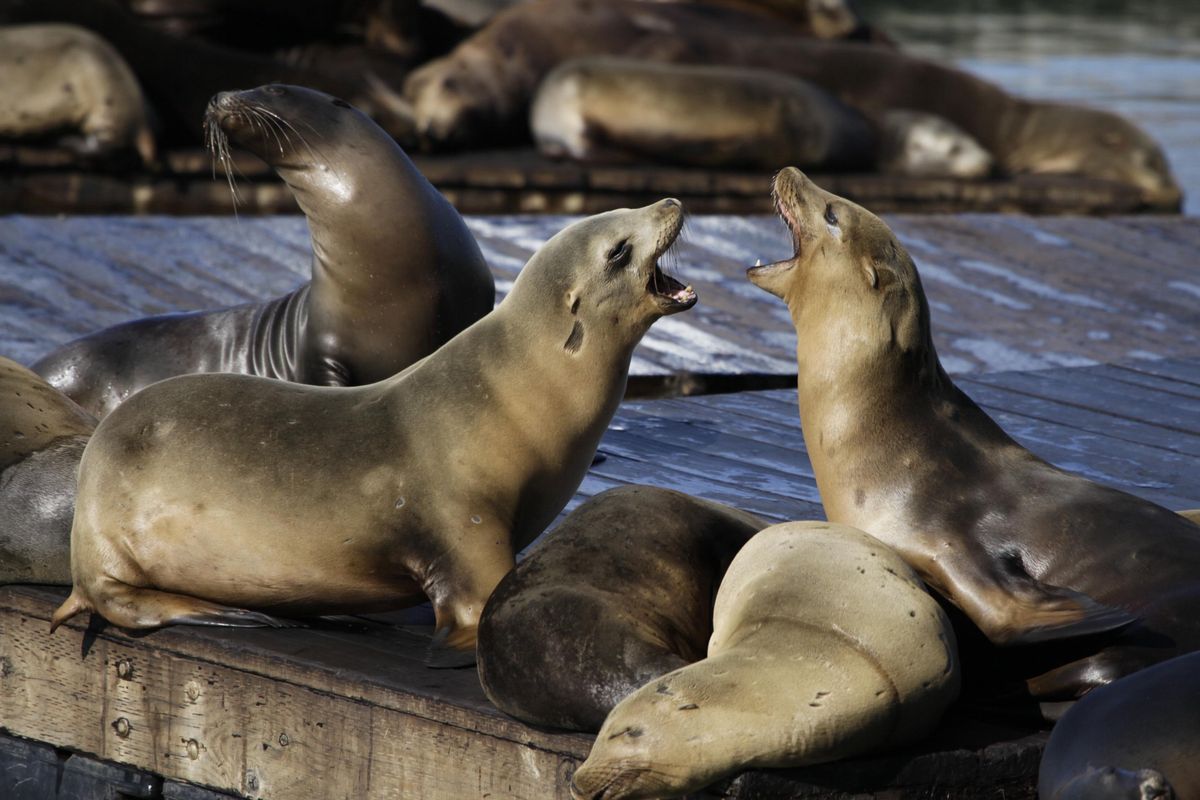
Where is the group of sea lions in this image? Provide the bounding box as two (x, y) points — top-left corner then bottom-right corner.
(0, 0), (1184, 207)
(0, 48), (1195, 800)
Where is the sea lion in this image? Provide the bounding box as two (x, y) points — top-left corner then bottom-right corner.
(530, 58), (874, 171)
(532, 58), (990, 178)
(748, 167), (1200, 702)
(406, 5), (1177, 204)
(0, 24), (155, 163)
(31, 84), (493, 419)
(477, 485), (765, 732)
(570, 521), (960, 800)
(50, 200), (698, 653)
(0, 357), (95, 586)
(0, 0), (415, 144)
(403, 0), (873, 149)
(1039, 650), (1200, 799)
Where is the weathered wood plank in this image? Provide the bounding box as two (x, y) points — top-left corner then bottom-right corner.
(1, 215), (1198, 382)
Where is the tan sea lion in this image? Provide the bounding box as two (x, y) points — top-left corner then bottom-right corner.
(748, 168), (1200, 701)
(530, 58), (874, 171)
(477, 485), (765, 732)
(570, 521), (960, 800)
(0, 357), (96, 586)
(532, 58), (991, 178)
(50, 200), (698, 653)
(405, 4), (1177, 204)
(32, 84), (492, 419)
(0, 24), (155, 163)
(1039, 650), (1200, 799)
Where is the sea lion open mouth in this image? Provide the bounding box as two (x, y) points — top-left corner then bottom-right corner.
(746, 169), (804, 290)
(649, 263), (697, 313)
(648, 205), (697, 314)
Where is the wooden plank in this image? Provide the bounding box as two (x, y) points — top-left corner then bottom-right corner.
(1, 215), (1199, 383)
(2, 145), (1175, 215)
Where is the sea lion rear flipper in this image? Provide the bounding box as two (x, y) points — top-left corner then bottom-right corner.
(923, 544), (1137, 646)
(79, 581), (303, 631)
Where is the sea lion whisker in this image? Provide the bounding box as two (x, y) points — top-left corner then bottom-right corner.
(252, 104), (321, 161)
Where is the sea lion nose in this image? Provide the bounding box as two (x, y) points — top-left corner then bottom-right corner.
(212, 91), (238, 111)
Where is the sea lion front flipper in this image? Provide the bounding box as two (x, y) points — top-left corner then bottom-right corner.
(426, 627), (478, 670)
(921, 541), (1137, 646)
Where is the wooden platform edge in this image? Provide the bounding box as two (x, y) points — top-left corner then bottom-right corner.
(0, 585), (588, 800)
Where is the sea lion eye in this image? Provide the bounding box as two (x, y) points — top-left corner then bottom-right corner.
(824, 204), (838, 226)
(607, 240), (632, 265)
(331, 98), (352, 108)
(265, 85), (286, 96)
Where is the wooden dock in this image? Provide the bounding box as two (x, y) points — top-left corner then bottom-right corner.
(0, 145), (1179, 217)
(2, 213), (1200, 798)
(5, 357), (1200, 798)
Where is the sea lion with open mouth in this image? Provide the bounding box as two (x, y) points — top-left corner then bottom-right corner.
(50, 200), (697, 655)
(748, 167), (1200, 702)
(33, 84), (493, 418)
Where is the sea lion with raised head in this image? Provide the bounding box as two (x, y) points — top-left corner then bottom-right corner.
(0, 357), (95, 585)
(0, 23), (155, 163)
(32, 84), (493, 419)
(1039, 650), (1200, 800)
(570, 521), (960, 800)
(50, 200), (698, 653)
(477, 485), (765, 732)
(748, 167), (1200, 701)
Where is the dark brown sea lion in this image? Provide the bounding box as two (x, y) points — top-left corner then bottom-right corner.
(570, 521), (960, 800)
(31, 84), (493, 418)
(1039, 650), (1200, 799)
(748, 167), (1200, 701)
(406, 4), (1177, 203)
(477, 485), (765, 732)
(0, 357), (95, 586)
(50, 200), (698, 653)
(0, 23), (155, 163)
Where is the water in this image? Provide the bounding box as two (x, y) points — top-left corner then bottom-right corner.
(858, 0), (1200, 213)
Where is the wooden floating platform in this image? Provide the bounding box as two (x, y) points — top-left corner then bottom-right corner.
(1, 214), (1198, 385)
(0, 145), (1178, 216)
(6, 356), (1200, 798)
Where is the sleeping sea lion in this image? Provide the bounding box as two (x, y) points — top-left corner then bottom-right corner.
(748, 167), (1200, 702)
(0, 23), (155, 163)
(32, 84), (493, 418)
(406, 4), (1177, 204)
(477, 485), (765, 732)
(50, 200), (698, 654)
(570, 521), (960, 800)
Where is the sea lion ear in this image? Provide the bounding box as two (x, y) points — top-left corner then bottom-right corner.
(863, 263), (878, 289)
